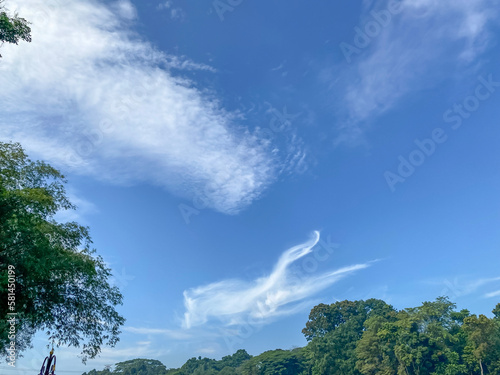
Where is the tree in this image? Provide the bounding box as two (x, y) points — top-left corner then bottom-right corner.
(239, 348), (308, 375)
(355, 315), (399, 375)
(462, 314), (500, 375)
(0, 0), (31, 57)
(492, 303), (500, 320)
(303, 299), (395, 375)
(356, 297), (471, 375)
(114, 359), (169, 375)
(219, 349), (252, 368)
(82, 369), (112, 375)
(0, 142), (124, 362)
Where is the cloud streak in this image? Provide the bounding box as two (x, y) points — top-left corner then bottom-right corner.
(123, 326), (192, 340)
(0, 0), (277, 214)
(484, 290), (500, 298)
(330, 0), (498, 142)
(426, 275), (500, 299)
(182, 232), (371, 329)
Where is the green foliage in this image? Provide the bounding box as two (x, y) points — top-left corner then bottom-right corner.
(302, 298), (394, 341)
(114, 359), (169, 375)
(303, 298), (395, 374)
(355, 297), (500, 375)
(462, 314), (500, 374)
(82, 359), (169, 375)
(83, 369), (113, 375)
(220, 349), (253, 369)
(164, 349), (252, 375)
(239, 348), (309, 375)
(492, 303), (500, 320)
(81, 297), (500, 375)
(0, 142), (124, 362)
(0, 0), (31, 57)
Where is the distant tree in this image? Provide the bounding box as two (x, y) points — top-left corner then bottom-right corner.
(0, 142), (124, 362)
(78, 300), (500, 375)
(114, 359), (168, 375)
(492, 303), (500, 320)
(462, 314), (500, 375)
(302, 299), (394, 341)
(174, 356), (219, 375)
(218, 367), (237, 375)
(239, 348), (308, 375)
(356, 297), (471, 375)
(355, 315), (399, 375)
(303, 299), (395, 374)
(0, 0), (31, 57)
(82, 369), (112, 375)
(219, 349), (252, 369)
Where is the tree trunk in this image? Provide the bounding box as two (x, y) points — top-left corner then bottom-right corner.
(479, 358), (484, 375)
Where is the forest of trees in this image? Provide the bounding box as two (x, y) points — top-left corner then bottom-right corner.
(82, 297), (500, 375)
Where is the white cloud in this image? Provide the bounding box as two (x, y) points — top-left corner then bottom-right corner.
(123, 326), (192, 340)
(331, 0), (498, 141)
(427, 275), (500, 298)
(113, 0), (137, 20)
(157, 1), (172, 10)
(182, 232), (371, 329)
(157, 0), (185, 20)
(54, 190), (98, 223)
(485, 290), (500, 298)
(0, 0), (276, 214)
(197, 346), (217, 354)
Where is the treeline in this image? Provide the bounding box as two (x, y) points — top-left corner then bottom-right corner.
(82, 297), (500, 375)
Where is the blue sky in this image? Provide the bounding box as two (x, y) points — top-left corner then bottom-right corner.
(1, 0), (500, 373)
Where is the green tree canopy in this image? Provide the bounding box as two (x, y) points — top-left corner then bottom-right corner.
(303, 299), (395, 375)
(463, 313), (500, 375)
(492, 303), (500, 320)
(114, 359), (169, 375)
(219, 349), (253, 369)
(162, 349), (252, 375)
(302, 298), (394, 341)
(0, 141), (124, 362)
(239, 348), (308, 375)
(354, 297), (497, 375)
(80, 298), (500, 375)
(0, 0), (31, 57)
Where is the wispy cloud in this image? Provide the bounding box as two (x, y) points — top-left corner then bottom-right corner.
(54, 190), (98, 224)
(484, 290), (500, 298)
(123, 326), (192, 340)
(112, 0), (137, 20)
(330, 0), (498, 142)
(0, 0), (276, 214)
(157, 0), (185, 21)
(426, 275), (500, 298)
(182, 232), (372, 329)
